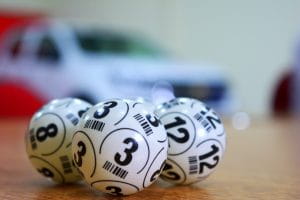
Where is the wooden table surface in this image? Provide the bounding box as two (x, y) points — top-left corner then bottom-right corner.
(1, 117), (300, 199)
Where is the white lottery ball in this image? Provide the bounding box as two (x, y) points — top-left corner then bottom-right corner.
(155, 97), (226, 185)
(72, 99), (168, 195)
(25, 98), (92, 183)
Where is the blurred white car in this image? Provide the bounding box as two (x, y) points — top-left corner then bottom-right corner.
(0, 21), (234, 113)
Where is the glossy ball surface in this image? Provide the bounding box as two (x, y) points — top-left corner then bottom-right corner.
(155, 98), (226, 185)
(25, 98), (92, 183)
(72, 99), (168, 195)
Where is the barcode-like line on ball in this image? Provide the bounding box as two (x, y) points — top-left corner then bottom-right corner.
(84, 119), (105, 132)
(60, 155), (73, 174)
(66, 113), (79, 126)
(194, 113), (212, 133)
(29, 129), (37, 150)
(133, 113), (153, 136)
(188, 156), (198, 175)
(102, 161), (128, 179)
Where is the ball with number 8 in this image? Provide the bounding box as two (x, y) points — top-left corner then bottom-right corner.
(155, 97), (226, 185)
(72, 99), (168, 196)
(25, 98), (92, 183)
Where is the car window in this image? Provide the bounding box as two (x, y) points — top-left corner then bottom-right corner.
(77, 33), (106, 53)
(36, 35), (61, 63)
(76, 31), (162, 57)
(108, 37), (130, 53)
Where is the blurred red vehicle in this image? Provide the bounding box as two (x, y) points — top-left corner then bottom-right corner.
(0, 10), (45, 116)
(0, 19), (234, 117)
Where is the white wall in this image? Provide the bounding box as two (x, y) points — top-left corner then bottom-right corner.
(1, 0), (300, 115)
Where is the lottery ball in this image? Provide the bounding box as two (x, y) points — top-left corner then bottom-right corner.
(72, 99), (168, 195)
(155, 97), (226, 185)
(25, 98), (92, 183)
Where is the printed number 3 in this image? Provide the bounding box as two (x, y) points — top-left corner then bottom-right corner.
(114, 138), (138, 166)
(74, 141), (86, 167)
(94, 101), (117, 119)
(146, 114), (160, 127)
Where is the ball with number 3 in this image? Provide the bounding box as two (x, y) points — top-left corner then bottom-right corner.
(155, 97), (226, 185)
(72, 99), (168, 196)
(25, 98), (92, 183)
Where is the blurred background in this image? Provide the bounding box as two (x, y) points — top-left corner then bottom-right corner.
(1, 0), (300, 120)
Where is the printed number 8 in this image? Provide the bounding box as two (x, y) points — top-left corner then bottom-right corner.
(36, 123), (58, 142)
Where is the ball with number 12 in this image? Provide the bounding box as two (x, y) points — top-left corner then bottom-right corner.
(155, 97), (226, 185)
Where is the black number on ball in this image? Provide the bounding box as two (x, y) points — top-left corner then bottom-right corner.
(146, 114), (160, 127)
(74, 141), (86, 167)
(114, 138), (138, 166)
(94, 101), (117, 119)
(164, 117), (189, 144)
(160, 162), (181, 181)
(106, 186), (123, 196)
(36, 123), (58, 142)
(201, 106), (222, 129)
(199, 144), (220, 174)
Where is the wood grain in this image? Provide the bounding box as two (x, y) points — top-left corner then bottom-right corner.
(0, 117), (300, 199)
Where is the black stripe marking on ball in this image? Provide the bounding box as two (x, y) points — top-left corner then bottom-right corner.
(84, 119), (105, 132)
(102, 160), (129, 179)
(133, 113), (153, 136)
